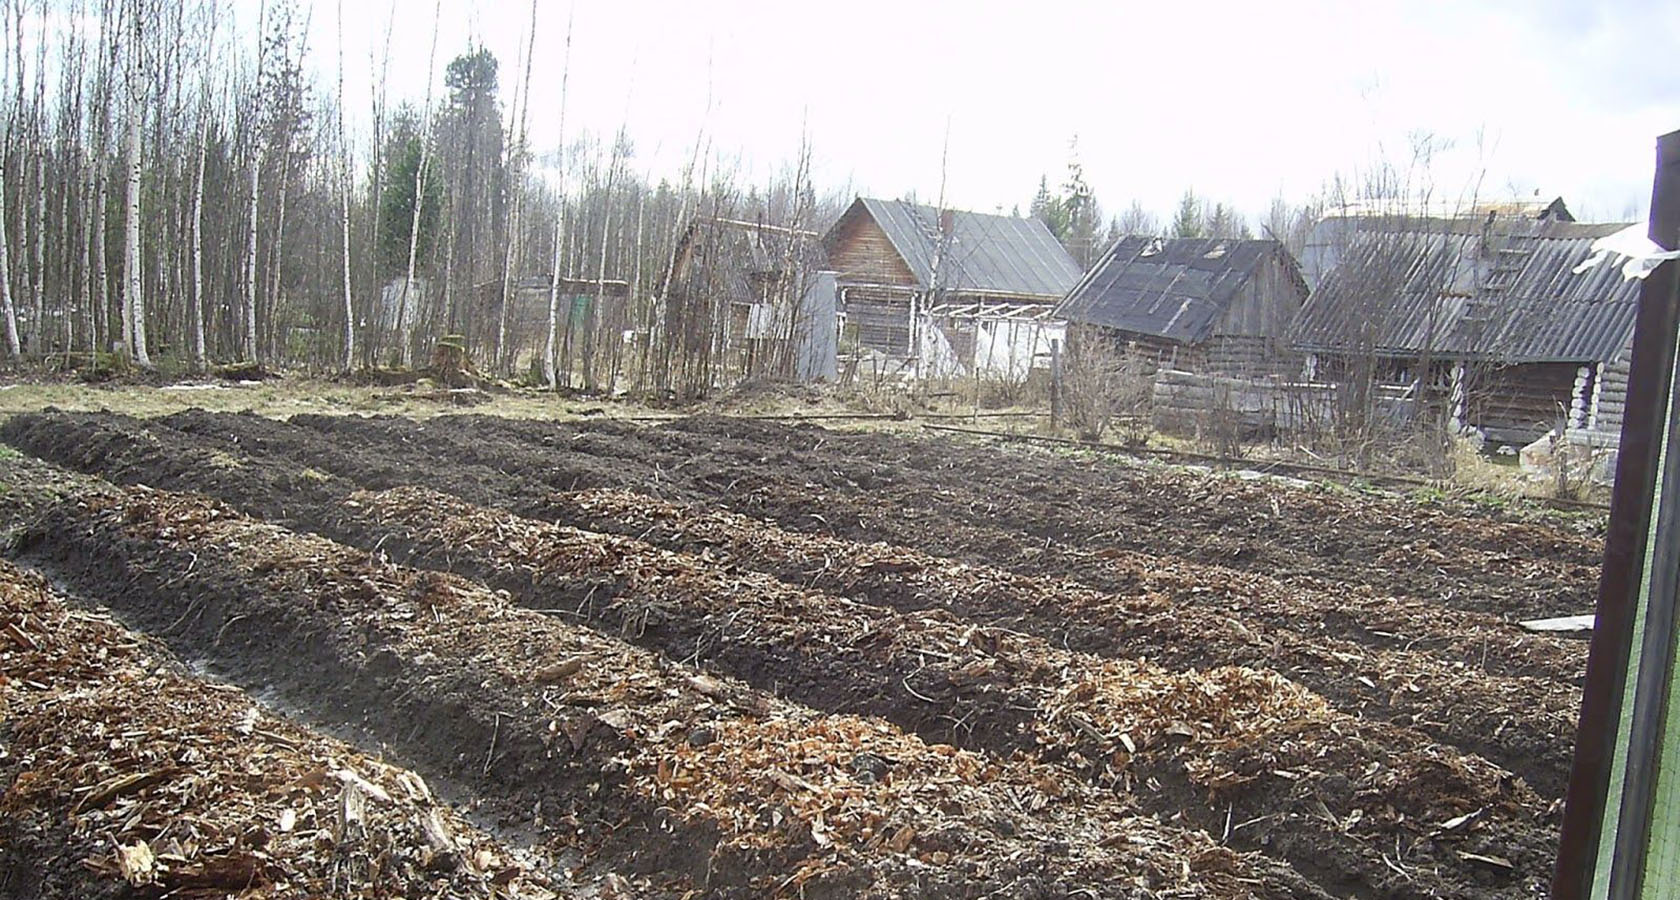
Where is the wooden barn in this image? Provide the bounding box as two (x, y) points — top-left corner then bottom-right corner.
(1054, 236), (1309, 376)
(823, 197), (1083, 376)
(1290, 214), (1641, 446)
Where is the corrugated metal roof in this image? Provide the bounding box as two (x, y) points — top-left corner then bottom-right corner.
(850, 198), (1083, 299)
(1292, 217), (1640, 364)
(1054, 236), (1300, 344)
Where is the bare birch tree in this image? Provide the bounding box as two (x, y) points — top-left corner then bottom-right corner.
(542, 10), (573, 389)
(121, 0), (149, 367)
(395, 0), (441, 368)
(494, 0), (536, 374)
(189, 5), (220, 372)
(241, 0), (266, 362)
(0, 156), (18, 358)
(336, 0), (352, 370)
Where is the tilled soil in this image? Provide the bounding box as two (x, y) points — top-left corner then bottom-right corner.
(0, 411), (1587, 795)
(0, 408), (1602, 899)
(4, 474), (1326, 900)
(365, 411), (1602, 620)
(343, 485), (1555, 900)
(0, 559), (564, 899)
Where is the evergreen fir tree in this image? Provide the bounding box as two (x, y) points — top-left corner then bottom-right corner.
(1172, 189), (1204, 238)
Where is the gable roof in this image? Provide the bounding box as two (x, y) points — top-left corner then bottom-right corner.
(829, 197), (1083, 299)
(1054, 236), (1305, 344)
(1291, 216), (1640, 364)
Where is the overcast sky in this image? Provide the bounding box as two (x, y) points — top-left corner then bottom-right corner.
(292, 0), (1680, 225)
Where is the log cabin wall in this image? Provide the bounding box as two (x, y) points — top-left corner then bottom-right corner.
(1465, 361), (1583, 445)
(842, 285), (916, 356)
(1590, 345), (1632, 435)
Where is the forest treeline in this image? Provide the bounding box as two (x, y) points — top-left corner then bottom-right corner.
(0, 0), (1315, 393)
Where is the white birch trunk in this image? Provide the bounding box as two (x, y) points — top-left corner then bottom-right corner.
(0, 161), (19, 358)
(586, 148), (620, 391)
(338, 0), (354, 372)
(93, 164), (109, 352)
(190, 110), (208, 370)
(544, 196), (566, 388)
(264, 152), (291, 362)
(340, 158), (353, 370)
(243, 146), (260, 361)
(398, 0), (443, 369)
(81, 161), (96, 353)
(29, 142), (45, 356)
(495, 0), (538, 374)
(123, 91), (148, 367)
(242, 1), (266, 363)
(543, 14), (574, 389)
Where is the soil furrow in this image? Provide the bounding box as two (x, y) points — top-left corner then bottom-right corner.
(1, 411), (1561, 898)
(280, 410), (1597, 652)
(137, 409), (1588, 690)
(344, 484), (1555, 900)
(529, 488), (1586, 683)
(8, 475), (1330, 899)
(0, 560), (565, 899)
(0, 410), (1584, 804)
(449, 412), (1602, 620)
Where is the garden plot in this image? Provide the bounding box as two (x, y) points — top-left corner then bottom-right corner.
(0, 408), (1604, 899)
(1, 473), (1323, 899)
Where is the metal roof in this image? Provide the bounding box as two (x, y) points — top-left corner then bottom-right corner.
(843, 198), (1083, 299)
(1054, 236), (1302, 344)
(1291, 217), (1640, 364)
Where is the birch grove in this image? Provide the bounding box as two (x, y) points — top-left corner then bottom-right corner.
(0, 0), (843, 397)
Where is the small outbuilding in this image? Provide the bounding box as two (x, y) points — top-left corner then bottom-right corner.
(1290, 213), (1641, 445)
(662, 216), (829, 387)
(1054, 236), (1309, 376)
(823, 197), (1082, 377)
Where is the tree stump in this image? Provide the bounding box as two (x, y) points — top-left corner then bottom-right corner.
(429, 335), (470, 387)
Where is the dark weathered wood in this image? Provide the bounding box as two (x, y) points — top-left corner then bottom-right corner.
(1554, 126), (1680, 900)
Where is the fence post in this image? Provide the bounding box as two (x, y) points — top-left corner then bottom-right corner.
(1050, 338), (1063, 429)
(1554, 126), (1680, 900)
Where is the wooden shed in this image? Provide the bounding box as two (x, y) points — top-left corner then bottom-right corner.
(1054, 236), (1309, 376)
(823, 197), (1082, 374)
(1290, 214), (1641, 445)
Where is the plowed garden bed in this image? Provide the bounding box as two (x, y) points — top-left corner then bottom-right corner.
(0, 408), (1601, 899)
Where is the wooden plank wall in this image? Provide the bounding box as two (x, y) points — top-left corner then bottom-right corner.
(843, 287), (914, 356)
(1150, 369), (1336, 436)
(828, 214), (918, 287)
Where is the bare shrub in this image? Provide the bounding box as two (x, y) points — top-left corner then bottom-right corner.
(975, 370), (1048, 410)
(1062, 329), (1150, 443)
(1195, 379), (1246, 458)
